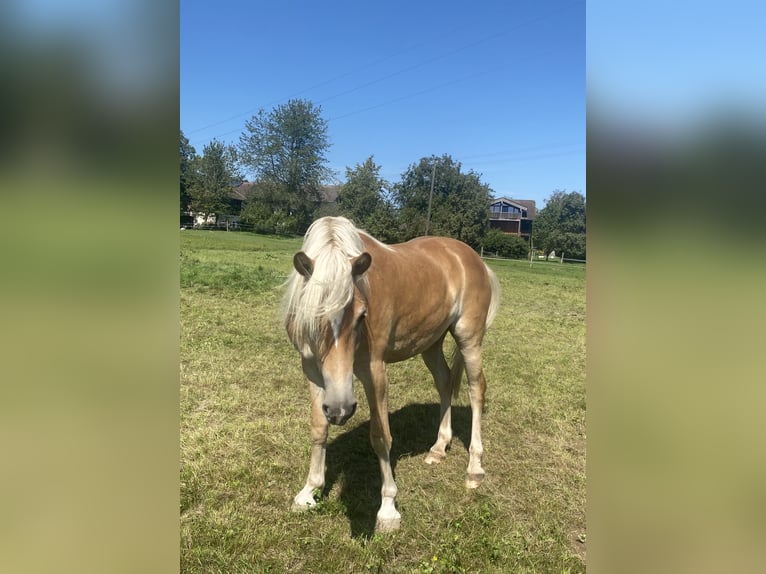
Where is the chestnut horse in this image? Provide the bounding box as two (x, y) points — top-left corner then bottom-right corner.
(284, 216), (499, 532)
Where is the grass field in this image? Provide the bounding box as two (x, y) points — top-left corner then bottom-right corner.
(180, 229), (586, 573)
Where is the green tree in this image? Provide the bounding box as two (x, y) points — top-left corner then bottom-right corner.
(532, 190), (586, 260)
(180, 130), (197, 212)
(338, 156), (399, 242)
(238, 99), (331, 233)
(393, 154), (492, 249)
(240, 180), (301, 236)
(187, 139), (239, 225)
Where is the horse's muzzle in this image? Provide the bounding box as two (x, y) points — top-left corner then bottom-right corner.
(322, 401), (357, 425)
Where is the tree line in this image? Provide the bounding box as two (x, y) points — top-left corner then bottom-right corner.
(181, 99), (585, 259)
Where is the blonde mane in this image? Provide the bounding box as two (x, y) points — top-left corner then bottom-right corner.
(283, 217), (367, 355)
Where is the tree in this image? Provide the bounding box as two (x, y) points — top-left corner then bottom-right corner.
(238, 99), (331, 233)
(393, 155), (492, 250)
(240, 180), (301, 236)
(532, 190), (586, 260)
(180, 130), (197, 212)
(186, 139), (239, 225)
(338, 156), (399, 242)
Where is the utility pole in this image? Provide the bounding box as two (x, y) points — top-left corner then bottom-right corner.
(424, 162), (436, 236)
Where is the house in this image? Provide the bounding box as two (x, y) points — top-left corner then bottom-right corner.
(213, 182), (250, 228)
(233, 181), (341, 206)
(186, 182), (343, 229)
(320, 184), (341, 204)
(187, 182), (250, 229)
(488, 197), (536, 240)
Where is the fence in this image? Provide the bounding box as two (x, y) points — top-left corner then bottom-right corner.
(529, 249), (585, 265)
(480, 247), (585, 266)
(181, 219), (289, 234)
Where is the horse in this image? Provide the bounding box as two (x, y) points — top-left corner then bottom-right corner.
(283, 216), (500, 532)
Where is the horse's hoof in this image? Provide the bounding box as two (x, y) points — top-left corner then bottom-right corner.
(465, 472), (485, 489)
(291, 490), (317, 512)
(375, 515), (401, 532)
(424, 450), (446, 465)
(291, 502), (313, 512)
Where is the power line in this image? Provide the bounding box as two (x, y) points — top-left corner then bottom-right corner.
(189, 63), (505, 148)
(375, 143), (583, 181)
(184, 17), (488, 137)
(463, 148), (585, 167)
(187, 27), (511, 146)
(458, 142), (583, 161)
(184, 0), (581, 146)
(316, 27), (514, 109)
(326, 65), (501, 122)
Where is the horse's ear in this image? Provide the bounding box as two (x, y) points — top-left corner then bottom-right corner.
(293, 252), (314, 278)
(351, 252), (372, 277)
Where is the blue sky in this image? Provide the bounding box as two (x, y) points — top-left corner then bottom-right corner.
(181, 0), (585, 209)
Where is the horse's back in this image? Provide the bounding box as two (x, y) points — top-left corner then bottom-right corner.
(386, 235), (491, 290)
(360, 234), (496, 361)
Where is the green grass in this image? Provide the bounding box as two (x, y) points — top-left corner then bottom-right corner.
(180, 230), (586, 573)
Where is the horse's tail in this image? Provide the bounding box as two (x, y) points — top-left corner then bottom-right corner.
(451, 265), (500, 400)
(484, 264), (501, 332)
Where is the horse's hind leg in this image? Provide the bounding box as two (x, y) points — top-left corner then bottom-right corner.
(452, 323), (488, 489)
(461, 342), (487, 489)
(422, 337), (452, 464)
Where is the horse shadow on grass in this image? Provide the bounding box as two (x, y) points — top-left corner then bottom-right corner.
(320, 403), (472, 538)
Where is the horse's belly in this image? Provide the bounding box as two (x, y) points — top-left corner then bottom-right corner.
(380, 316), (452, 363)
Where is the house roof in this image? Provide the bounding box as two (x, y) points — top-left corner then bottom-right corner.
(228, 181), (340, 203)
(490, 197), (537, 219)
(321, 185), (341, 203)
(230, 182), (250, 201)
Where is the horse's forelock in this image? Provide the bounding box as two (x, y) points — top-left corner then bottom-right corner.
(302, 216), (365, 259)
(283, 217), (366, 352)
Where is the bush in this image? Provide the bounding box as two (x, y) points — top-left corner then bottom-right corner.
(239, 200), (300, 236)
(482, 228), (529, 259)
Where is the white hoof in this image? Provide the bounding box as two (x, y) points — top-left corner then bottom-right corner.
(465, 472), (485, 489)
(424, 450), (446, 465)
(375, 515), (401, 532)
(291, 487), (318, 511)
(291, 501), (315, 512)
(375, 499), (401, 532)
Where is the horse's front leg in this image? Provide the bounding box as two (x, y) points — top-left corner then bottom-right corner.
(292, 362), (329, 510)
(356, 359), (401, 532)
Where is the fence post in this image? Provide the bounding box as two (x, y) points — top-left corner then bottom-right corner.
(560, 251), (564, 264)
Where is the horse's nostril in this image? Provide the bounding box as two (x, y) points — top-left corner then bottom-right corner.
(322, 402), (357, 425)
